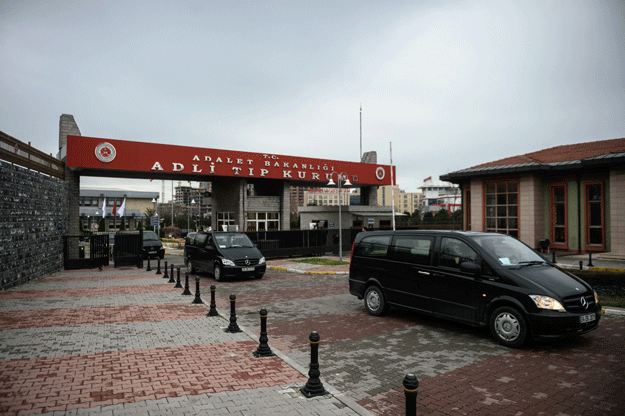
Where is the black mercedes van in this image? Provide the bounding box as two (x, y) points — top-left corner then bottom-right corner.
(349, 230), (602, 348)
(184, 231), (266, 281)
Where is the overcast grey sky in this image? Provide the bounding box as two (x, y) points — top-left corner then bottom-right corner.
(2, 0), (624, 200)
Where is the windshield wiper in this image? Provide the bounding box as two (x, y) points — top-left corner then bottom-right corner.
(516, 260), (548, 268)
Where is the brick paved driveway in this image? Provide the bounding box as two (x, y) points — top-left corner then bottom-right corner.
(0, 265), (623, 415)
(210, 269), (625, 416)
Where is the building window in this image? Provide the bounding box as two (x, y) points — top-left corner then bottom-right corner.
(484, 180), (519, 238)
(585, 183), (605, 250)
(217, 212), (235, 231)
(550, 185), (567, 248)
(246, 212), (280, 231)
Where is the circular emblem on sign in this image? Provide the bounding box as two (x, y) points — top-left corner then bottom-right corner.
(95, 142), (116, 163)
(375, 166), (385, 181)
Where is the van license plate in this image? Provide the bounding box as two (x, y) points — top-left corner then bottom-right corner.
(149, 251), (157, 254)
(242, 267), (254, 272)
(580, 313), (595, 324)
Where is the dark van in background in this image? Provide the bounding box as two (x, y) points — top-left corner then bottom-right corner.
(142, 231), (165, 260)
(349, 230), (601, 348)
(184, 231), (266, 281)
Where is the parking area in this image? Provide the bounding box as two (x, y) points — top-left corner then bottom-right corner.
(206, 267), (625, 415)
(0, 263), (623, 415)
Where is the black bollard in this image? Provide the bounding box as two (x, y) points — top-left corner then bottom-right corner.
(182, 272), (192, 296)
(300, 331), (328, 398)
(552, 250), (556, 264)
(146, 257), (152, 272)
(579, 260), (583, 270)
(588, 252), (594, 268)
(207, 285), (219, 317)
(163, 261), (169, 279)
(403, 374), (419, 416)
(174, 267), (183, 288)
(168, 264), (175, 283)
(253, 308), (274, 357)
(155, 258), (162, 275)
(192, 276), (203, 304)
(225, 294), (242, 333)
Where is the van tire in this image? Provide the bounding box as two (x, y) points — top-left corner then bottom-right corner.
(214, 264), (223, 282)
(364, 286), (386, 316)
(490, 306), (527, 348)
(187, 259), (195, 274)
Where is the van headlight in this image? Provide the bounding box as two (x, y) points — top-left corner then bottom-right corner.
(221, 258), (236, 267)
(529, 295), (565, 312)
(259, 257), (265, 265)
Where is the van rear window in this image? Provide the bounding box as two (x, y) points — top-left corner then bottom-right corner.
(354, 235), (391, 258)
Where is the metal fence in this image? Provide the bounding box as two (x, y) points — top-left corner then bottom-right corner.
(64, 234), (109, 269)
(0, 131), (65, 179)
(245, 229), (362, 259)
(113, 231), (143, 268)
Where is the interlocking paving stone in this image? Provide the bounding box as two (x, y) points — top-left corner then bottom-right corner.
(0, 292), (189, 312)
(0, 304), (216, 329)
(0, 318), (250, 360)
(358, 316), (625, 415)
(0, 285), (176, 300)
(1, 265), (622, 416)
(0, 342), (305, 415)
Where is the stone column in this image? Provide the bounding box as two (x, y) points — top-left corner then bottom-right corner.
(211, 177), (247, 231)
(59, 114), (81, 236)
(281, 180), (291, 230)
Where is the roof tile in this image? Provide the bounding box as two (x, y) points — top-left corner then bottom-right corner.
(472, 138), (625, 169)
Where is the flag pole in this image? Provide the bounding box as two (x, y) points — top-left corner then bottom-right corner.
(390, 142), (396, 231)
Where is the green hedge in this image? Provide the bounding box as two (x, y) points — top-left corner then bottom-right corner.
(567, 270), (625, 287)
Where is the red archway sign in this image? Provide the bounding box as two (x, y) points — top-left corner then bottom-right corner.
(66, 135), (394, 187)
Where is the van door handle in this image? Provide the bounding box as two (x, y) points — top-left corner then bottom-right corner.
(418, 271), (430, 275)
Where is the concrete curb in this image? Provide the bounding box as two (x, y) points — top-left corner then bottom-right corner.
(604, 307), (625, 316)
(557, 263), (625, 273)
(268, 265), (348, 275)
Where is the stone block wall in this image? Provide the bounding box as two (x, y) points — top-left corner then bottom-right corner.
(0, 160), (69, 289)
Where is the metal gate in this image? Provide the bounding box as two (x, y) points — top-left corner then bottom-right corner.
(113, 230), (143, 268)
(63, 234), (109, 270)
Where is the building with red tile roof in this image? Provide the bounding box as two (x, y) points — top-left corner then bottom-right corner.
(441, 138), (625, 255)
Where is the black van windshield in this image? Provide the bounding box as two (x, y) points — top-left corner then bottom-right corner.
(143, 231), (160, 242)
(214, 233), (254, 248)
(472, 235), (546, 267)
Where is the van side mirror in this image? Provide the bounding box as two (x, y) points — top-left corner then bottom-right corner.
(459, 261), (481, 276)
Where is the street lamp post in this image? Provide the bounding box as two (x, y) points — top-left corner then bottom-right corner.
(327, 172), (352, 262)
(151, 198), (158, 233)
(191, 199), (196, 231)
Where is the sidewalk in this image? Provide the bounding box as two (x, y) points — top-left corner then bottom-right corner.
(266, 253), (625, 273)
(1, 263), (624, 415)
(0, 268), (364, 416)
(550, 252), (625, 271)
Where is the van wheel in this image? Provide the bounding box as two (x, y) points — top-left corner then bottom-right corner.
(214, 264), (223, 282)
(490, 306), (527, 348)
(364, 286), (386, 316)
(187, 259), (195, 274)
